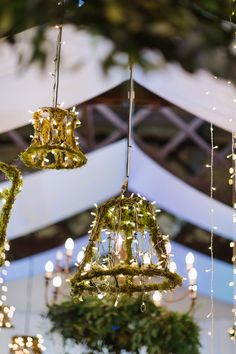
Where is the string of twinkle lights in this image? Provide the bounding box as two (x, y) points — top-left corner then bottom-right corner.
(9, 258), (46, 354)
(227, 0), (236, 342)
(0, 254), (15, 332)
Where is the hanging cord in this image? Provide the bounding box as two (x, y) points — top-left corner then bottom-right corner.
(122, 62), (135, 194)
(52, 1), (64, 108)
(209, 123), (215, 349)
(24, 257), (34, 335)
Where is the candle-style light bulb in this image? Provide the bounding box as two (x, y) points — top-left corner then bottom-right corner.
(77, 250), (85, 264)
(165, 242), (171, 254)
(169, 261), (177, 273)
(65, 238), (74, 256)
(153, 291), (162, 306)
(45, 261), (54, 279)
(188, 267), (197, 285)
(185, 252), (195, 270)
(53, 275), (62, 288)
(143, 252), (151, 265)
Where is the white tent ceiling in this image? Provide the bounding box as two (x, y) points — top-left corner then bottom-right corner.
(5, 140), (234, 241)
(0, 26), (236, 134)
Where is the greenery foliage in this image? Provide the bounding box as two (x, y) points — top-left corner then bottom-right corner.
(71, 192), (182, 298)
(20, 107), (87, 170)
(1, 0), (236, 81)
(0, 162), (22, 266)
(47, 296), (201, 354)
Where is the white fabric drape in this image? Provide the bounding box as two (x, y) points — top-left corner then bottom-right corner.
(5, 140), (234, 242)
(0, 26), (236, 133)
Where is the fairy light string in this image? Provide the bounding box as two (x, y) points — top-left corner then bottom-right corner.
(228, 0), (236, 341)
(232, 132), (236, 340)
(208, 122), (215, 348)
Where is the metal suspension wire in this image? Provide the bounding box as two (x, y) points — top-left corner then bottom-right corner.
(52, 1), (64, 108)
(124, 62), (135, 191)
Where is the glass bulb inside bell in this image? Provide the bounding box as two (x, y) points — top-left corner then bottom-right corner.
(115, 233), (124, 254)
(153, 291), (162, 306)
(165, 242), (171, 254)
(77, 250), (85, 264)
(143, 253), (151, 265)
(65, 238), (74, 256)
(185, 252), (194, 267)
(169, 261), (177, 273)
(188, 267), (197, 285)
(53, 275), (62, 288)
(84, 263), (91, 272)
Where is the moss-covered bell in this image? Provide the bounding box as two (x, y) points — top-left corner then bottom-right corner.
(0, 162), (22, 266)
(20, 107), (87, 169)
(70, 190), (182, 298)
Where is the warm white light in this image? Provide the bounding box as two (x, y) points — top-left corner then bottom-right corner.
(77, 250), (85, 264)
(143, 253), (151, 265)
(45, 261), (54, 273)
(185, 252), (195, 269)
(169, 261), (177, 273)
(53, 275), (62, 288)
(115, 234), (124, 254)
(65, 238), (74, 251)
(65, 238), (74, 256)
(188, 267), (197, 284)
(165, 242), (171, 254)
(153, 291), (162, 306)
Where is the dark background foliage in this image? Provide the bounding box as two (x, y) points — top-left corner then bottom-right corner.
(0, 0), (236, 81)
(47, 296), (201, 354)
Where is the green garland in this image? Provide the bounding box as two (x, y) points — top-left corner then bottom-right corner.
(0, 162), (22, 266)
(20, 107), (87, 170)
(71, 192), (182, 298)
(47, 296), (201, 354)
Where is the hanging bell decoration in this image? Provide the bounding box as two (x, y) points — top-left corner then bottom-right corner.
(20, 107), (87, 169)
(71, 185), (182, 298)
(0, 305), (15, 330)
(9, 335), (46, 354)
(0, 162), (22, 266)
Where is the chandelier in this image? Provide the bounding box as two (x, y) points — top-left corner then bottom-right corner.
(9, 335), (46, 354)
(70, 63), (182, 299)
(44, 237), (75, 305)
(152, 251), (198, 312)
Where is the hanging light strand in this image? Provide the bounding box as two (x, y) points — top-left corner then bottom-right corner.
(125, 62), (135, 190)
(208, 122), (215, 349)
(229, 131), (236, 341)
(228, 0), (236, 341)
